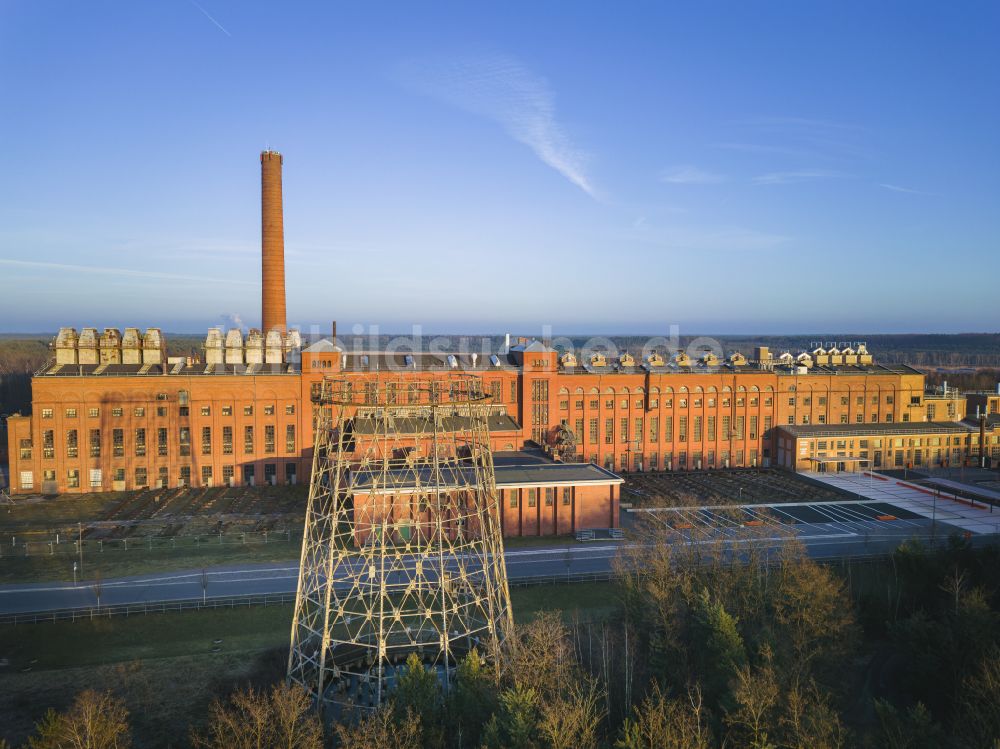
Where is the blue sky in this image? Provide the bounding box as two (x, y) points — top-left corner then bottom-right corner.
(0, 1), (997, 335)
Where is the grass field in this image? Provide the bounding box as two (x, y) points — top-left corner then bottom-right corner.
(0, 581), (621, 747)
(0, 540), (302, 583)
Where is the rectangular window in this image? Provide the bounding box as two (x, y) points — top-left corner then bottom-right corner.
(589, 418), (599, 443)
(222, 405), (233, 416)
(157, 427), (168, 456)
(20, 471), (34, 490)
(201, 465), (213, 484)
(67, 469), (80, 489)
(42, 430), (55, 459)
(693, 416), (702, 442)
(734, 416), (745, 438)
(244, 405), (253, 416)
(89, 429), (101, 458)
(179, 466), (191, 486)
(65, 408), (77, 418)
(528, 488), (537, 507)
(650, 416), (659, 442)
(679, 416), (688, 442)
(201, 426), (212, 455)
(112, 407), (123, 418)
(222, 465), (234, 484)
(134, 407), (145, 417)
(264, 405), (275, 416)
(89, 468), (101, 489)
(112, 428), (124, 457)
(664, 416), (673, 441)
(244, 425), (254, 453)
(66, 429), (78, 459)
(286, 425), (296, 453)
(635, 418), (643, 443)
(510, 381), (517, 403)
(200, 406), (211, 417)
(157, 406), (167, 417)
(620, 417), (629, 443)
(749, 416), (758, 440)
(135, 428), (146, 457)
(509, 491), (518, 509)
(562, 487), (571, 506)
(707, 416), (716, 441)
(42, 408), (53, 419)
(223, 426), (233, 455)
(285, 404), (295, 415)
(179, 427), (191, 457)
(605, 418), (614, 444)
(264, 425), (276, 454)
(545, 487), (554, 506)
(575, 419), (584, 444)
(135, 467), (147, 487)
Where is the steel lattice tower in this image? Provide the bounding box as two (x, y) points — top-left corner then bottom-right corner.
(287, 374), (514, 714)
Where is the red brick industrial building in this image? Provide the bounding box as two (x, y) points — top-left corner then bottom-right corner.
(6, 151), (998, 535)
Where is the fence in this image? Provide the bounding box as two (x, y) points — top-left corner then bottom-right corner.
(0, 529), (302, 559)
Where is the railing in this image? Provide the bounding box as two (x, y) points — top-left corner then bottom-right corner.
(0, 591), (298, 626)
(0, 530), (301, 559)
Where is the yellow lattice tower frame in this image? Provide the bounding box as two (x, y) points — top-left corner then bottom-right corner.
(287, 374), (514, 714)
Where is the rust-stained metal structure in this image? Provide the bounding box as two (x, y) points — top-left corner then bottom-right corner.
(287, 374), (513, 714)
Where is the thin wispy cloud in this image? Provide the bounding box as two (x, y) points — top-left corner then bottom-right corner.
(398, 54), (595, 198)
(659, 166), (727, 185)
(713, 142), (818, 159)
(739, 116), (864, 132)
(752, 169), (846, 186)
(0, 258), (252, 285)
(623, 223), (790, 252)
(189, 0), (231, 36)
(878, 183), (935, 196)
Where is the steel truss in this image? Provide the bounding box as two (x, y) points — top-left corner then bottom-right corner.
(287, 374), (513, 714)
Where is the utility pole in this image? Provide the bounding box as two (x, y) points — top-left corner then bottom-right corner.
(78, 522), (83, 578)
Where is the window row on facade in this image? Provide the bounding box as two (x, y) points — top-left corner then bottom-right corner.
(21, 424), (296, 460)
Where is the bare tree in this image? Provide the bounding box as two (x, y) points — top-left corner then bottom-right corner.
(333, 703), (422, 749)
(191, 683), (322, 749)
(538, 677), (605, 749)
(27, 689), (131, 749)
(616, 683), (713, 749)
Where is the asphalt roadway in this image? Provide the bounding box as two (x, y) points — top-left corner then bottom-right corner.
(0, 504), (988, 616)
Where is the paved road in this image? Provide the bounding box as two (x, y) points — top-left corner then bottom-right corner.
(0, 512), (986, 616)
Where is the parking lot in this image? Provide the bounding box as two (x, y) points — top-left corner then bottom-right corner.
(622, 468), (847, 508)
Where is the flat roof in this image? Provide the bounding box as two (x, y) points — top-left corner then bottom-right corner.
(38, 362), (299, 377)
(779, 421), (976, 439)
(351, 413), (521, 434)
(349, 460), (622, 494)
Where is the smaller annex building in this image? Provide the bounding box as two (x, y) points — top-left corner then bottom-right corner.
(347, 449), (622, 542)
(776, 420), (1000, 473)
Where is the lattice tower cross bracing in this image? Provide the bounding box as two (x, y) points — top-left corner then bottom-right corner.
(287, 374), (514, 714)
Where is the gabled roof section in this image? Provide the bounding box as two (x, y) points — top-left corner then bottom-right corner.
(302, 338), (343, 354)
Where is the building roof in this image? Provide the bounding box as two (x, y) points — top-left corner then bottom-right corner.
(778, 421), (978, 439)
(302, 338), (343, 354)
(351, 413), (521, 435)
(37, 362), (299, 377)
(348, 460), (622, 494)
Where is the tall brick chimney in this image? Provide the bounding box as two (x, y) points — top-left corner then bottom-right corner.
(261, 150), (287, 334)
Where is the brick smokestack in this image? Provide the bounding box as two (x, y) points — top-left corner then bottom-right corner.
(261, 150), (287, 334)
